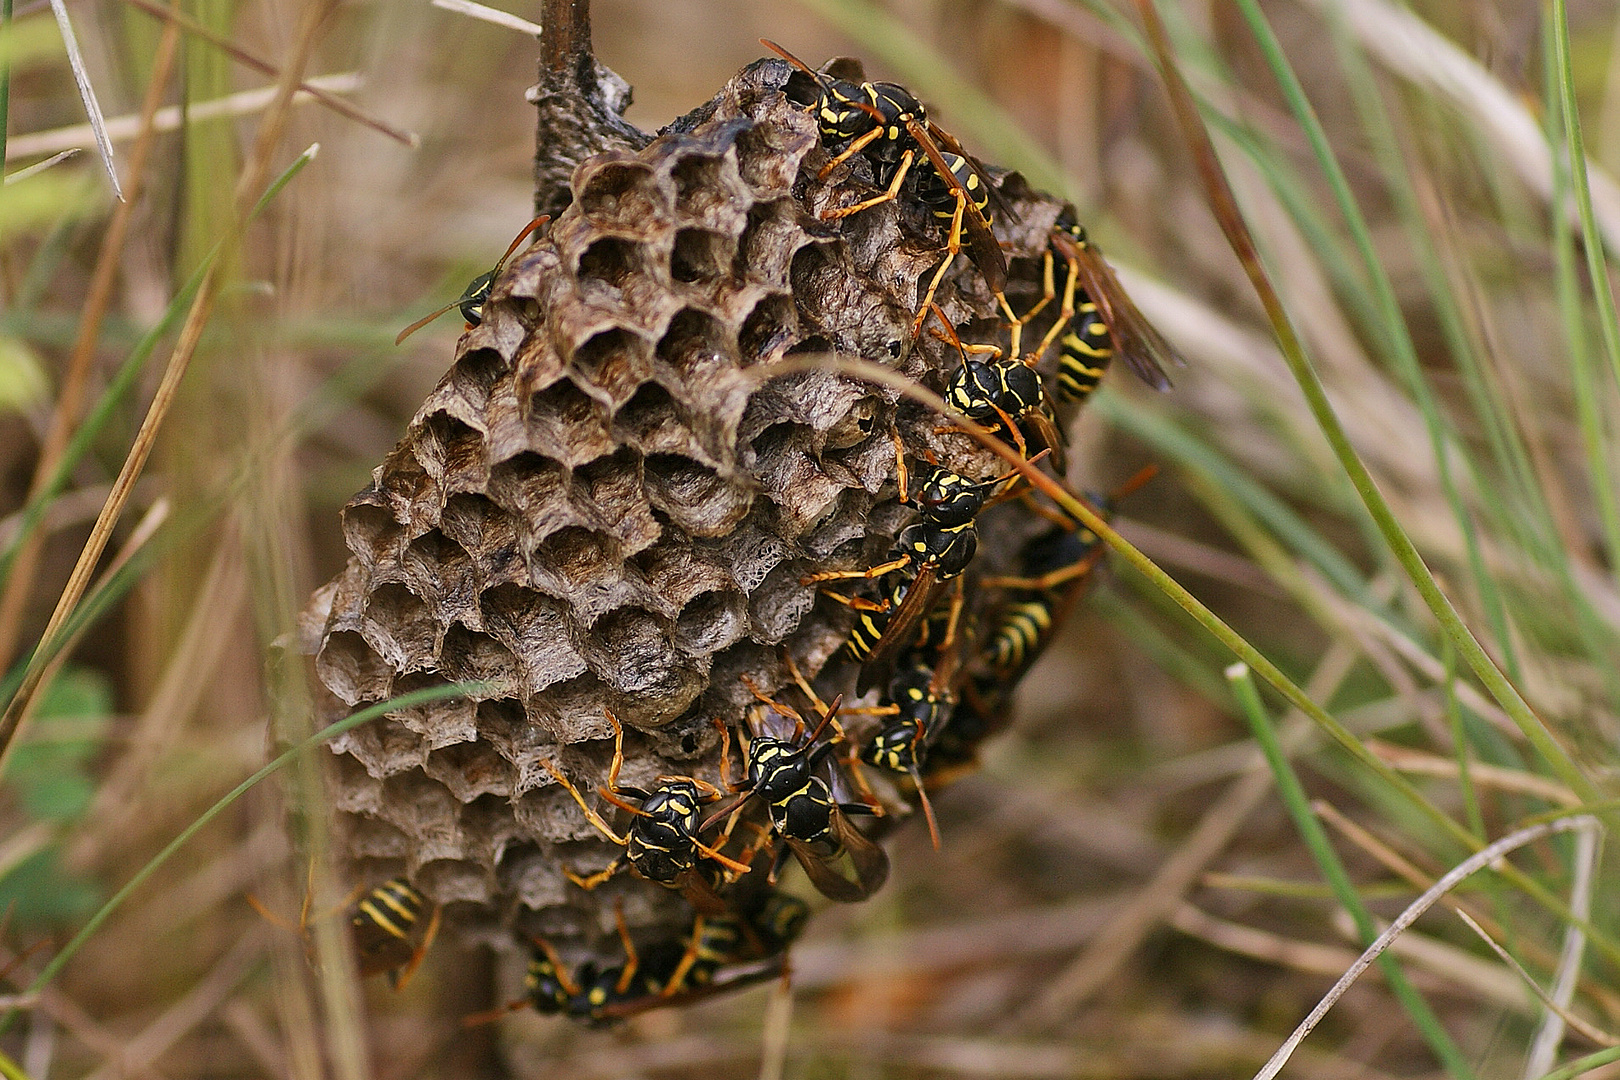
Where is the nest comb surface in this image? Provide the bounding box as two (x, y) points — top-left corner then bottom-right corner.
(302, 56), (1071, 955)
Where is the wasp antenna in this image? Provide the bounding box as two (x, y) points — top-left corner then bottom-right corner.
(394, 299), (461, 345)
(1114, 463), (1160, 501)
(759, 38), (826, 84)
(491, 214), (549, 277)
(805, 693), (843, 746)
(910, 766), (942, 850)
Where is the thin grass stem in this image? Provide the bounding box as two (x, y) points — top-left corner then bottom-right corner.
(1227, 663), (1471, 1079)
(0, 139), (318, 768)
(0, 4), (182, 671)
(1536, 1046), (1620, 1080)
(1249, 811), (1600, 1080)
(46, 0), (120, 198)
(3, 681), (486, 1026)
(1137, 0), (1596, 811)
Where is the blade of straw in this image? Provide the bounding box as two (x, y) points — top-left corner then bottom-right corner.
(47, 0), (121, 199)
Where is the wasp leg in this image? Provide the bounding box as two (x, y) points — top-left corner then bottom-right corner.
(660, 916), (707, 997)
(816, 125), (886, 180)
(563, 855), (627, 891)
(388, 902), (442, 992)
(612, 902), (641, 996)
(542, 759), (627, 845)
(818, 590), (893, 614)
(892, 431), (910, 505)
(910, 191), (968, 338)
(1030, 249), (1081, 363)
(800, 555), (912, 586)
(822, 149), (916, 219)
(1006, 249), (1058, 360)
(980, 547), (1106, 592)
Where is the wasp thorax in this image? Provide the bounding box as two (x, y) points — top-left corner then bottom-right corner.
(768, 776), (835, 843)
(748, 738), (814, 803)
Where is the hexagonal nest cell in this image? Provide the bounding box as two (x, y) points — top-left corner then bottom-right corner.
(300, 54), (1090, 982)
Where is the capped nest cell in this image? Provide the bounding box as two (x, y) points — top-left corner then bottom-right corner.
(300, 55), (1084, 977)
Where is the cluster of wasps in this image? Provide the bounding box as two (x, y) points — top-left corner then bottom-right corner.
(361, 41), (1181, 1025)
(766, 39), (1178, 832)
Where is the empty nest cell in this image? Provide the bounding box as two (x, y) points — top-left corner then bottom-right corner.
(670, 227), (735, 285)
(522, 376), (617, 467)
(568, 326), (656, 408)
(642, 452), (752, 537)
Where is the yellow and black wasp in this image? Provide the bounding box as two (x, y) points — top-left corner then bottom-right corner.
(970, 464), (1159, 697)
(394, 214), (549, 344)
(706, 683), (889, 903)
(465, 904), (673, 1027)
(594, 890), (812, 1020)
(927, 304), (1069, 475)
(760, 40), (1013, 332)
(351, 878), (442, 990)
(250, 872), (441, 991)
(1010, 212), (1178, 404)
(805, 455), (1034, 694)
(542, 709), (753, 914)
(854, 657), (959, 849)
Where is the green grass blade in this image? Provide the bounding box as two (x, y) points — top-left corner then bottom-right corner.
(6, 681), (487, 1025)
(1549, 0), (1620, 583)
(0, 0), (12, 172)
(1095, 393), (1376, 605)
(0, 145), (316, 582)
(1538, 1047), (1620, 1080)
(1151, 0), (1595, 807)
(1227, 662), (1474, 1078)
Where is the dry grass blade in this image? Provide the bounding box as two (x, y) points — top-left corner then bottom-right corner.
(1315, 800), (1620, 1022)
(1525, 822), (1604, 1075)
(0, 0), (332, 768)
(1013, 636), (1362, 1030)
(2, 148), (77, 182)
(0, 7), (181, 673)
(47, 0), (120, 199)
(4, 73), (362, 159)
(758, 975), (794, 1080)
(1170, 902), (1362, 976)
(3, 496), (170, 751)
(1450, 909), (1618, 1052)
(117, 0), (418, 147)
(431, 0), (542, 35)
(1296, 0), (1620, 251)
(1366, 740), (1579, 807)
(81, 930), (264, 1080)
(1252, 816), (1600, 1080)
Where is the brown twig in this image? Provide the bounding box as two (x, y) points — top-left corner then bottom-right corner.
(119, 0), (418, 147)
(531, 0), (647, 217)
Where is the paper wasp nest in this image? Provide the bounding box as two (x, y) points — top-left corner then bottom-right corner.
(301, 57), (1070, 955)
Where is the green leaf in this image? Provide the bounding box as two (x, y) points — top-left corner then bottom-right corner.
(0, 337), (48, 413)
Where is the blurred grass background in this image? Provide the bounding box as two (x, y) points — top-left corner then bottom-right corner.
(1, 0), (1619, 1077)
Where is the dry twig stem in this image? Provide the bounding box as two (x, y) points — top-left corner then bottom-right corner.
(1252, 814), (1600, 1080)
(530, 0), (647, 217)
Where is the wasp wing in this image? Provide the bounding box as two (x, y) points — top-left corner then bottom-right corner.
(923, 120), (1020, 228)
(905, 120), (1007, 295)
(1053, 230), (1177, 391)
(855, 563), (943, 696)
(784, 810), (889, 902)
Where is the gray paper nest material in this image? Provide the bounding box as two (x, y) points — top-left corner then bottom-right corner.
(302, 56), (1071, 954)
